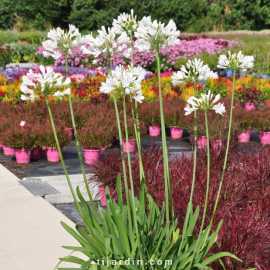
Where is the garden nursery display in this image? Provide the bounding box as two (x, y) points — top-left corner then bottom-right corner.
(1, 9), (270, 270)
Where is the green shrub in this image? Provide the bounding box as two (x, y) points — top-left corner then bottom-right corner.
(7, 42), (39, 63)
(0, 30), (47, 44)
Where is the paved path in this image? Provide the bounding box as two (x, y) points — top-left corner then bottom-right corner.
(0, 163), (83, 269)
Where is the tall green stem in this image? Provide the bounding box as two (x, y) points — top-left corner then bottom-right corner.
(123, 94), (144, 270)
(129, 95), (145, 180)
(64, 53), (98, 218)
(210, 69), (236, 226)
(46, 96), (105, 258)
(188, 110), (211, 268)
(178, 81), (198, 255)
(155, 49), (173, 224)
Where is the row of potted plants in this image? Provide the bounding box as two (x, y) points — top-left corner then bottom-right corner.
(1, 96), (270, 164)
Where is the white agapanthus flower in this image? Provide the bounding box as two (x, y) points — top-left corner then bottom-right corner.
(42, 24), (81, 59)
(20, 65), (71, 100)
(172, 58), (218, 85)
(100, 65), (146, 103)
(134, 16), (180, 51)
(81, 26), (131, 63)
(217, 51), (254, 71)
(112, 9), (138, 35)
(184, 90), (226, 116)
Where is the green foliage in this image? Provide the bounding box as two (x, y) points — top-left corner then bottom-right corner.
(7, 42), (39, 63)
(58, 176), (240, 269)
(0, 30), (47, 44)
(0, 0), (17, 29)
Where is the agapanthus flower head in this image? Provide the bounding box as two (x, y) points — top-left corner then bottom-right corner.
(100, 65), (146, 103)
(112, 9), (138, 35)
(217, 51), (254, 71)
(20, 65), (71, 100)
(134, 16), (180, 51)
(184, 90), (226, 116)
(81, 26), (131, 63)
(42, 24), (81, 59)
(172, 58), (218, 85)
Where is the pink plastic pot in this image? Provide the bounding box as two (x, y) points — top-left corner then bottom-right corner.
(197, 136), (207, 149)
(238, 130), (251, 143)
(83, 149), (100, 164)
(66, 127), (74, 137)
(3, 145), (15, 156)
(98, 186), (107, 207)
(210, 139), (222, 150)
(98, 186), (117, 207)
(170, 127), (183, 139)
(149, 125), (161, 136)
(123, 140), (136, 153)
(46, 147), (61, 162)
(15, 149), (31, 163)
(244, 102), (255, 112)
(31, 147), (42, 160)
(259, 131), (270, 144)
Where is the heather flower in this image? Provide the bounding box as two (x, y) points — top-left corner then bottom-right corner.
(172, 58), (218, 85)
(134, 17), (180, 51)
(112, 9), (138, 35)
(20, 65), (71, 100)
(217, 51), (254, 71)
(184, 90), (225, 115)
(42, 24), (82, 59)
(81, 26), (131, 64)
(100, 65), (146, 102)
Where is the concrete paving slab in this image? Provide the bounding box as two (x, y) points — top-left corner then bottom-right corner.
(0, 163), (85, 269)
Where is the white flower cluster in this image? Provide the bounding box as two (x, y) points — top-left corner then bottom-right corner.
(42, 24), (81, 59)
(217, 51), (254, 71)
(81, 26), (131, 64)
(171, 58), (218, 85)
(100, 65), (146, 103)
(20, 66), (71, 100)
(184, 90), (226, 116)
(134, 16), (180, 51)
(112, 9), (138, 35)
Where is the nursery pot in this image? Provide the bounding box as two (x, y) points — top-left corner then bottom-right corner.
(98, 186), (117, 207)
(3, 145), (15, 156)
(259, 132), (270, 145)
(66, 127), (74, 137)
(83, 149), (100, 164)
(170, 127), (183, 139)
(225, 69), (233, 77)
(46, 147), (61, 162)
(15, 149), (31, 164)
(31, 147), (42, 160)
(238, 130), (251, 143)
(265, 100), (270, 107)
(210, 139), (222, 150)
(149, 125), (161, 136)
(98, 186), (107, 207)
(197, 136), (207, 149)
(122, 140), (136, 153)
(244, 102), (255, 112)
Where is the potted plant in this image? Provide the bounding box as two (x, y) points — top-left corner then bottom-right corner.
(164, 103), (185, 139)
(78, 126), (113, 164)
(2, 126), (35, 163)
(253, 111), (270, 144)
(235, 119), (253, 143)
(140, 101), (161, 136)
(43, 123), (70, 162)
(240, 85), (262, 111)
